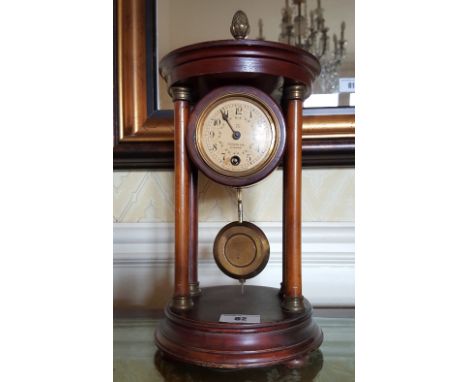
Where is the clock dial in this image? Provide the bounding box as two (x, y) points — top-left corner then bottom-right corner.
(188, 86), (286, 187)
(197, 97), (277, 177)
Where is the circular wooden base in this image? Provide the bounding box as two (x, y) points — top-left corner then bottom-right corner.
(155, 285), (323, 369)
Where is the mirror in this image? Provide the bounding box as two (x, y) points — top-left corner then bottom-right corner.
(157, 0), (355, 110)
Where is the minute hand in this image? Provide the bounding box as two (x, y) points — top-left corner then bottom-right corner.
(220, 110), (241, 140)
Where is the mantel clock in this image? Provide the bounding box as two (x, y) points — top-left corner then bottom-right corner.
(155, 11), (323, 369)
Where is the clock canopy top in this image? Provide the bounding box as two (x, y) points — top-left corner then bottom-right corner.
(159, 39), (321, 102)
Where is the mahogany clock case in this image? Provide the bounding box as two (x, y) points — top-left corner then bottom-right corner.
(155, 32), (325, 370)
(187, 85), (286, 187)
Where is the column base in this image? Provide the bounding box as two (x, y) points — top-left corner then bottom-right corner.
(170, 295), (194, 311)
(189, 282), (201, 297)
(281, 296), (305, 313)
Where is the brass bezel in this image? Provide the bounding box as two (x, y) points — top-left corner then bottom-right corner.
(195, 92), (281, 178)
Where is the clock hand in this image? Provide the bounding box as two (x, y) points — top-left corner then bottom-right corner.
(220, 110), (241, 140)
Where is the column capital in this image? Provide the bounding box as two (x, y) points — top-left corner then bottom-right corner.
(284, 84), (307, 101)
(170, 86), (191, 102)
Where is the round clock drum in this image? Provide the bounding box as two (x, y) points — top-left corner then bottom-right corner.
(187, 86), (286, 187)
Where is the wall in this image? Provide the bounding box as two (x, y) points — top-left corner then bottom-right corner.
(114, 169), (355, 309)
(157, 0), (355, 109)
(114, 169), (354, 223)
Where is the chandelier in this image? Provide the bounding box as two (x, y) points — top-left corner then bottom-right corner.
(278, 0), (346, 94)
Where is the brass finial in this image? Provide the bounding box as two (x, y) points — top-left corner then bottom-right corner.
(231, 10), (250, 39)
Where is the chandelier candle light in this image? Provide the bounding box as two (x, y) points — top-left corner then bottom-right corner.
(279, 0), (346, 93)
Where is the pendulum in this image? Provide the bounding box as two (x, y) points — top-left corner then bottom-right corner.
(213, 187), (270, 281)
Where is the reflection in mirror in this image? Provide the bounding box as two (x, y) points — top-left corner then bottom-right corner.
(157, 0), (354, 110)
(154, 349), (324, 381)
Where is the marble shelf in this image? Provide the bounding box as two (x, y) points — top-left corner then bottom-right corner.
(114, 315), (354, 381)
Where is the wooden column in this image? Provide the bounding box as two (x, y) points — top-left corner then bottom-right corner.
(282, 84), (306, 313)
(188, 167), (201, 296)
(170, 86), (194, 311)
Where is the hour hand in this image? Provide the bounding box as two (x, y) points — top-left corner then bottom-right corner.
(220, 109), (241, 140)
(220, 109), (229, 121)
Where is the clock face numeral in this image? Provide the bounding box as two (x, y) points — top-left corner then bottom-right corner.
(198, 96), (277, 175)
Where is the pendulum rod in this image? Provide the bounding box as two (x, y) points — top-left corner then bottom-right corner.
(237, 187), (243, 223)
(282, 84), (306, 313)
(170, 86), (194, 311)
